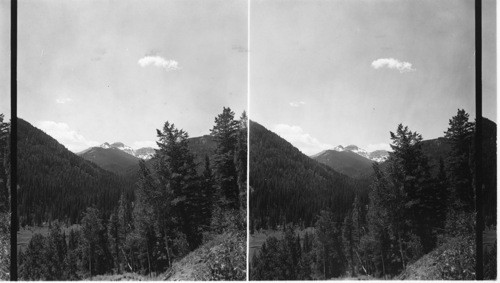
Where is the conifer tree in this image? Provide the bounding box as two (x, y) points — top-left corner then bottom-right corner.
(235, 111), (248, 209)
(156, 121), (202, 248)
(21, 234), (47, 280)
(81, 207), (104, 277)
(342, 209), (355, 276)
(444, 109), (475, 211)
(45, 222), (67, 280)
(389, 124), (435, 252)
(64, 229), (80, 280)
(131, 187), (157, 275)
(107, 209), (121, 272)
(210, 107), (240, 209)
(314, 210), (345, 278)
(200, 155), (215, 229)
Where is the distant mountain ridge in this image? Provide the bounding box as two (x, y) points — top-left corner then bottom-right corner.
(311, 144), (390, 163)
(312, 149), (375, 178)
(78, 135), (217, 176)
(79, 142), (156, 160)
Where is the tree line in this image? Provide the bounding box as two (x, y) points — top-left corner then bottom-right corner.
(19, 107), (247, 280)
(0, 114), (10, 280)
(251, 109), (496, 280)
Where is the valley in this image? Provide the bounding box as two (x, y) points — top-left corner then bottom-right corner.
(249, 111), (497, 280)
(17, 107), (247, 281)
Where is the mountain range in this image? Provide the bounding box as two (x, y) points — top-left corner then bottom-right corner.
(79, 142), (156, 160)
(310, 145), (389, 178)
(311, 145), (389, 163)
(17, 118), (219, 225)
(77, 135), (217, 176)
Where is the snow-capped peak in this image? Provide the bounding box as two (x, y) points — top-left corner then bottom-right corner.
(321, 144), (389, 163)
(333, 145), (344, 151)
(344, 145), (369, 159)
(100, 142), (110, 149)
(96, 142), (155, 160)
(109, 142), (135, 156)
(134, 147), (156, 160)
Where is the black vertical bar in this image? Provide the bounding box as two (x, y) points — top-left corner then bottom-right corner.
(10, 0), (17, 280)
(474, 0), (483, 280)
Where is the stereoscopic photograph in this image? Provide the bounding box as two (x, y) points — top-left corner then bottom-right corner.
(249, 0), (496, 280)
(17, 0), (247, 280)
(0, 0), (497, 281)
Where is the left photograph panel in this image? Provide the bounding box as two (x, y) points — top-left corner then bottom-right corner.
(0, 0), (10, 280)
(18, 0), (247, 280)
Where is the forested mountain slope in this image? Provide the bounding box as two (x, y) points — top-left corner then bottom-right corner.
(17, 118), (132, 226)
(249, 121), (367, 229)
(78, 147), (140, 175)
(312, 149), (374, 178)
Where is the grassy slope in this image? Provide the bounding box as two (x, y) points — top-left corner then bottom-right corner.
(90, 232), (245, 281)
(398, 236), (475, 280)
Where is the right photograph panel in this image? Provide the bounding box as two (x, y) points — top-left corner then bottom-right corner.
(249, 0), (496, 280)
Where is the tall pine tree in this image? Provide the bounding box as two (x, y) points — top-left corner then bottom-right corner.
(156, 122), (204, 249)
(444, 109), (475, 212)
(210, 107), (240, 210)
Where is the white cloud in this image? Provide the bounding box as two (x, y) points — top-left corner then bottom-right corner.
(366, 143), (392, 152)
(289, 101), (305, 107)
(138, 56), (179, 71)
(56, 98), (72, 104)
(371, 58), (415, 73)
(272, 124), (332, 155)
(37, 121), (98, 153)
(132, 140), (159, 149)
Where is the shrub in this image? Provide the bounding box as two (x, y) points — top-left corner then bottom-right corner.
(437, 236), (475, 280)
(205, 232), (246, 280)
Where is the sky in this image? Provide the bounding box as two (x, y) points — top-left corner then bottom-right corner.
(250, 0), (497, 155)
(18, 0), (247, 152)
(0, 0), (10, 120)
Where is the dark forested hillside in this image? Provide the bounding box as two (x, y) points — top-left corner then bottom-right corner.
(17, 118), (133, 226)
(0, 114), (9, 280)
(249, 121), (367, 229)
(78, 147), (140, 175)
(312, 149), (375, 178)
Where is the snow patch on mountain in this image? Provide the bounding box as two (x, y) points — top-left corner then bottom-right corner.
(315, 144), (389, 163)
(100, 142), (110, 149)
(344, 145), (370, 159)
(97, 142), (155, 160)
(333, 145), (344, 152)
